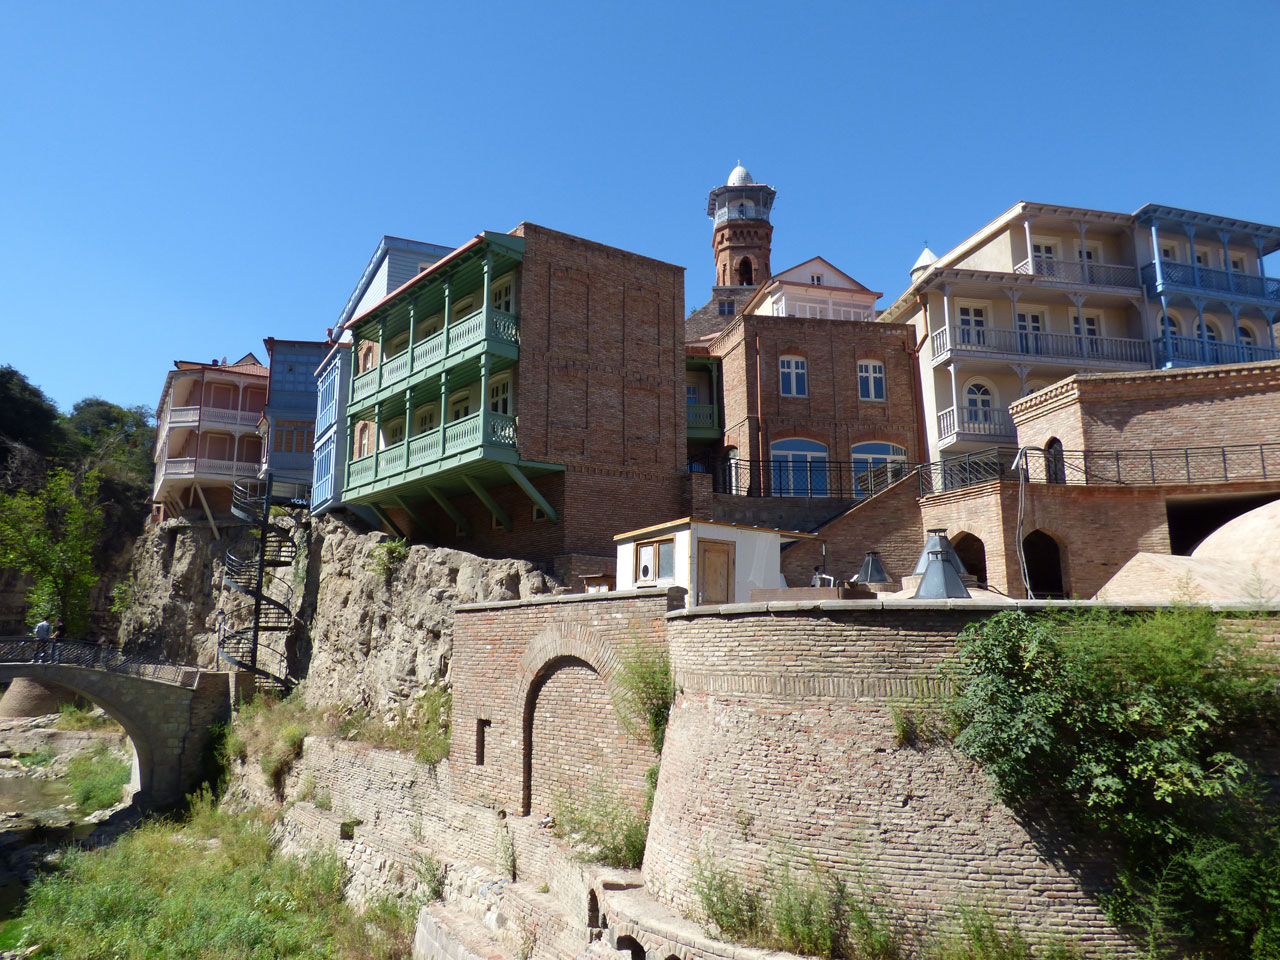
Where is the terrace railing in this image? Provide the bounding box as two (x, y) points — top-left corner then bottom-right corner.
(690, 457), (920, 500)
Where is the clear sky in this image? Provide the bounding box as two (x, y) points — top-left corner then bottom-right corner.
(3, 0), (1279, 414)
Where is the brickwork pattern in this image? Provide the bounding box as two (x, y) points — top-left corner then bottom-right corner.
(646, 606), (1142, 955)
(451, 591), (677, 816)
(400, 226), (689, 589)
(781, 472), (925, 586)
(1011, 361), (1280, 453)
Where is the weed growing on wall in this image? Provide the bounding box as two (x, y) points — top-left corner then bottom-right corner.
(371, 537), (410, 580)
(553, 787), (649, 869)
(948, 607), (1280, 957)
(692, 856), (903, 959)
(926, 908), (1083, 960)
(414, 854), (446, 902)
(612, 637), (676, 754)
(496, 820), (517, 880)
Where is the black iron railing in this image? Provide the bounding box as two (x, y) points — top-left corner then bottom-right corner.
(690, 457), (920, 500)
(0, 637), (197, 688)
(918, 443), (1280, 496)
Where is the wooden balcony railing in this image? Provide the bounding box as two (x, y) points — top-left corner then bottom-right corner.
(1014, 256), (1139, 288)
(345, 410), (518, 492)
(1143, 260), (1280, 302)
(937, 406), (1016, 443)
(351, 307), (520, 404)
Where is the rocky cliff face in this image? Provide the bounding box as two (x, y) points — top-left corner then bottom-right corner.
(299, 516), (559, 711)
(116, 512), (560, 710)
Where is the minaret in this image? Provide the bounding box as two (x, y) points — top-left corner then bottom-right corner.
(706, 163), (776, 288)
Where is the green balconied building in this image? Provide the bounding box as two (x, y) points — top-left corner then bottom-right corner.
(340, 224), (690, 586)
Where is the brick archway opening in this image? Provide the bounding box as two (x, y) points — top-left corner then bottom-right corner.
(952, 532), (987, 585)
(1023, 529), (1066, 599)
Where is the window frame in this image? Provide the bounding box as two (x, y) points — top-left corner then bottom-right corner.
(634, 537), (676, 585)
(779, 355), (808, 398)
(857, 360), (886, 401)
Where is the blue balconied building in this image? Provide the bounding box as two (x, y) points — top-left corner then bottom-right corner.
(1135, 204), (1280, 368)
(261, 338), (330, 491)
(310, 235), (453, 517)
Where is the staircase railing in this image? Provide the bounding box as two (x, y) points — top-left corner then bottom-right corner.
(219, 475), (308, 693)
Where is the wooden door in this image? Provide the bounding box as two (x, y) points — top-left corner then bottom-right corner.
(697, 539), (735, 605)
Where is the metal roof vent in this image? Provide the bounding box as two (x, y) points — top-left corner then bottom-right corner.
(857, 551), (890, 585)
(912, 528), (968, 578)
(913, 550), (971, 599)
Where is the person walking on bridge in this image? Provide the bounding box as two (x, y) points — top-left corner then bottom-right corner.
(33, 616), (51, 663)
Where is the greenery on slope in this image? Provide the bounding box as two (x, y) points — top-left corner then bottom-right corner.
(8, 795), (416, 960)
(948, 607), (1280, 957)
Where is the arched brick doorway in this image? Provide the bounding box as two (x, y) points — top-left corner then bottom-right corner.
(521, 655), (634, 817)
(952, 533), (987, 585)
(1023, 529), (1066, 598)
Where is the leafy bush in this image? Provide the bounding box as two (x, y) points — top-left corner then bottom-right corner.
(371, 538), (410, 580)
(553, 788), (649, 869)
(612, 637), (676, 754)
(415, 854), (446, 901)
(108, 580), (133, 615)
(948, 607), (1280, 956)
(65, 742), (131, 813)
(334, 687), (452, 765)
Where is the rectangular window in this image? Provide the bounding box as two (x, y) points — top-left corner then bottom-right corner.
(1231, 256), (1246, 272)
(957, 305), (986, 345)
(489, 379), (511, 415)
(779, 357), (807, 397)
(686, 385), (699, 405)
(491, 279), (514, 313)
(475, 719), (490, 765)
(857, 361), (886, 401)
(635, 538), (675, 583)
(810, 274), (823, 285)
(1032, 241), (1056, 259)
(1161, 246), (1176, 261)
(718, 300), (735, 315)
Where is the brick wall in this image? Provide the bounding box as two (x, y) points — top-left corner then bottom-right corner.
(648, 604), (1143, 953)
(781, 472), (925, 585)
(709, 314), (922, 478)
(450, 590), (679, 817)
(1011, 360), (1280, 452)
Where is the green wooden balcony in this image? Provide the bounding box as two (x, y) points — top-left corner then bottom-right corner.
(349, 306), (519, 411)
(345, 409), (521, 499)
(686, 402), (721, 440)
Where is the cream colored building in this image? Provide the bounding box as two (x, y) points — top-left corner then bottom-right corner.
(877, 202), (1280, 462)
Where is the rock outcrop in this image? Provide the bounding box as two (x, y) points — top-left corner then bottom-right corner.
(300, 516), (560, 710)
(114, 512), (561, 710)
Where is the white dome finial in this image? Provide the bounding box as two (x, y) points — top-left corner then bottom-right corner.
(728, 163), (753, 186)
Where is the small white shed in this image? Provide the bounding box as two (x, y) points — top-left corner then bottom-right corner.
(613, 517), (819, 606)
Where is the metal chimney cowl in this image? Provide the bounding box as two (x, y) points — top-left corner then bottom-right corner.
(912, 528), (968, 578)
(857, 550), (890, 585)
(913, 550), (971, 600)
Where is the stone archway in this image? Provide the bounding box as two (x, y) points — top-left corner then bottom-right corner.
(0, 663), (233, 808)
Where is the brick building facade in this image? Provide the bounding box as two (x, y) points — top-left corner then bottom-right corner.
(341, 224), (689, 588)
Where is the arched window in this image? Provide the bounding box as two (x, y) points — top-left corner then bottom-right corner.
(964, 382), (994, 426)
(779, 356), (807, 397)
(359, 343), (377, 374)
(850, 442), (907, 496)
(1199, 319), (1221, 341)
(737, 258), (754, 286)
(1161, 314), (1180, 337)
(1044, 437), (1066, 484)
(770, 438), (828, 497)
(449, 390), (473, 422)
(355, 422), (373, 459)
(857, 361), (886, 401)
(1238, 325), (1257, 347)
(1022, 380), (1050, 398)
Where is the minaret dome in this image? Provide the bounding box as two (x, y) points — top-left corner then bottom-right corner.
(706, 163), (776, 288)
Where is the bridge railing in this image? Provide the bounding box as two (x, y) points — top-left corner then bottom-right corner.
(0, 638), (199, 688)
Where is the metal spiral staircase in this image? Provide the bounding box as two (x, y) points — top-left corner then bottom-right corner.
(219, 476), (308, 694)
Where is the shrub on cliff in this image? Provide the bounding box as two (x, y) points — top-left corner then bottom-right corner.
(948, 607), (1280, 957)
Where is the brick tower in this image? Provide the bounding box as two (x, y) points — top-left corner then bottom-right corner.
(707, 163), (776, 288)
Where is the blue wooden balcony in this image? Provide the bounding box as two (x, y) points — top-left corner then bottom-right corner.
(1154, 334), (1280, 368)
(1142, 261), (1280, 304)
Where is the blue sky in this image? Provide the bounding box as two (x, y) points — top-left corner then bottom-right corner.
(3, 0), (1279, 413)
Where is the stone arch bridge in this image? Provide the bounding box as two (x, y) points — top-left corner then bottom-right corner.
(0, 638), (245, 808)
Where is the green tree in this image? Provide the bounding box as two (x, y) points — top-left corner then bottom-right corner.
(0, 364), (66, 460)
(0, 468), (102, 635)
